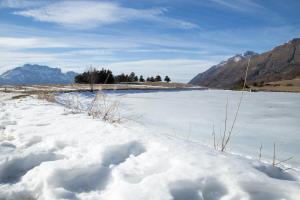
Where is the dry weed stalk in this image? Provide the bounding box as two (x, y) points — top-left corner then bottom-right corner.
(64, 94), (84, 113)
(256, 142), (294, 170)
(258, 143), (263, 161)
(88, 67), (96, 92)
(88, 93), (121, 123)
(271, 142), (293, 170)
(60, 92), (121, 123)
(272, 142), (276, 166)
(221, 97), (229, 149)
(212, 123), (217, 150)
(218, 58), (251, 152)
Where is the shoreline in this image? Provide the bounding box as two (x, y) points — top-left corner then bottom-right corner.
(0, 83), (206, 94)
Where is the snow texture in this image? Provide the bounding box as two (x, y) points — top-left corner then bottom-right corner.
(0, 90), (299, 200)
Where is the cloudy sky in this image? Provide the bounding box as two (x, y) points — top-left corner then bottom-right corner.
(0, 0), (299, 82)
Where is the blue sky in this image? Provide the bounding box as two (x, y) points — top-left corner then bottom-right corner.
(0, 0), (299, 82)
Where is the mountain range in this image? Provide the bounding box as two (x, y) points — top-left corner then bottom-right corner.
(189, 38), (300, 89)
(0, 64), (78, 85)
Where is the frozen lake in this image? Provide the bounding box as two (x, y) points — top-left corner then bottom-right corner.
(62, 89), (300, 167)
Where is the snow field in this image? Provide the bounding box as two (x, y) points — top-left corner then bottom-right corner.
(0, 92), (299, 199)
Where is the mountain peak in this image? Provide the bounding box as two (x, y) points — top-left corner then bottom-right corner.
(22, 64), (61, 72)
(243, 51), (258, 57)
(229, 54), (243, 62)
(289, 38), (300, 43)
(230, 51), (257, 61)
(216, 51), (258, 68)
(23, 63), (48, 68)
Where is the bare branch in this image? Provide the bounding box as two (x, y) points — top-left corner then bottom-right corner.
(221, 97), (229, 150)
(272, 142), (276, 166)
(259, 143), (263, 161)
(212, 123), (216, 150)
(275, 156), (293, 166)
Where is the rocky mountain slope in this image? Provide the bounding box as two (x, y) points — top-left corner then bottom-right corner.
(189, 38), (300, 89)
(0, 64), (78, 85)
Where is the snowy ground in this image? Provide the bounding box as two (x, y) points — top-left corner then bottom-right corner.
(59, 90), (300, 166)
(0, 91), (300, 200)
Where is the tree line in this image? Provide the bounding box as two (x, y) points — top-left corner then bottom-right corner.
(75, 68), (171, 84)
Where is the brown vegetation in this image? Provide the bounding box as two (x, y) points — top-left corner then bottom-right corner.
(250, 77), (300, 92)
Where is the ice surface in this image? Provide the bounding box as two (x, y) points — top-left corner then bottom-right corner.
(60, 90), (300, 166)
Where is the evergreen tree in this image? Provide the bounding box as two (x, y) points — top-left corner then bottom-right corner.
(128, 72), (136, 82)
(150, 77), (155, 82)
(74, 68), (114, 85)
(75, 69), (151, 84)
(139, 75), (145, 82)
(115, 73), (127, 83)
(155, 75), (162, 82)
(164, 76), (171, 83)
(75, 73), (89, 84)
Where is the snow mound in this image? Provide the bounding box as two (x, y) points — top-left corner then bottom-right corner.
(0, 152), (61, 184)
(102, 141), (146, 167)
(253, 163), (297, 181)
(169, 177), (227, 200)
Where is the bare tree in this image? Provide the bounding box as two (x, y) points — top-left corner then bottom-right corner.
(88, 67), (97, 92)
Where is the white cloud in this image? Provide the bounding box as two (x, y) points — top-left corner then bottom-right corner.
(0, 37), (69, 49)
(0, 50), (59, 73)
(0, 0), (46, 9)
(209, 0), (264, 12)
(0, 35), (142, 51)
(14, 1), (198, 29)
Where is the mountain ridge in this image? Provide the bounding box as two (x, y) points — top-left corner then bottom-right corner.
(0, 64), (78, 85)
(189, 38), (300, 89)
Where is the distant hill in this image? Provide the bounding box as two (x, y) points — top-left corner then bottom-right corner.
(0, 64), (78, 85)
(189, 38), (300, 89)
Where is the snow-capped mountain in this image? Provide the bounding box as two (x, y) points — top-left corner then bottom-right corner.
(0, 64), (78, 85)
(189, 38), (300, 88)
(188, 51), (258, 87)
(218, 51), (258, 68)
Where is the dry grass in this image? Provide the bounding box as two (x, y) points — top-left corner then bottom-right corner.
(272, 142), (293, 169)
(251, 77), (300, 92)
(36, 92), (56, 103)
(11, 94), (30, 100)
(62, 94), (84, 114)
(31, 88), (122, 123)
(61, 93), (121, 123)
(142, 82), (193, 88)
(88, 93), (121, 123)
(0, 82), (197, 94)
